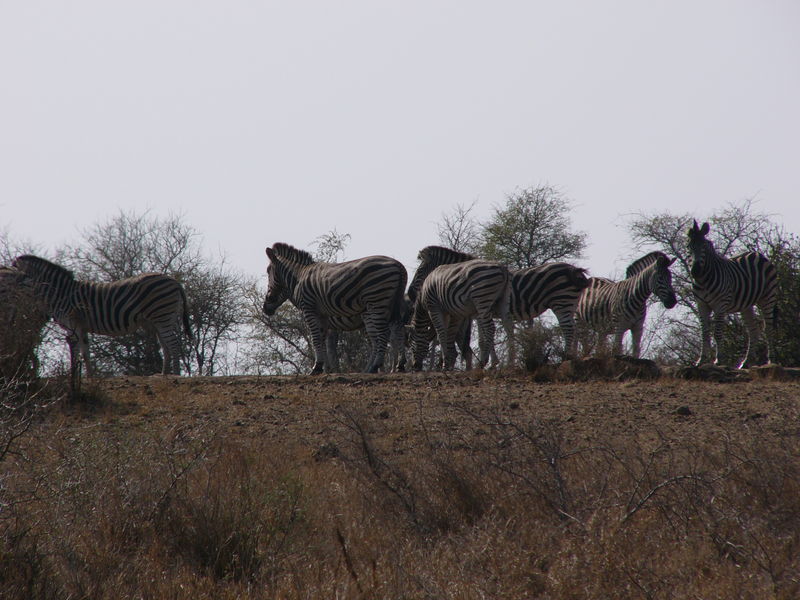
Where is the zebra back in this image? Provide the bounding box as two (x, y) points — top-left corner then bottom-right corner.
(408, 245), (477, 302)
(14, 254), (189, 336)
(417, 259), (510, 320)
(509, 262), (589, 320)
(625, 251), (668, 278)
(265, 242), (407, 320)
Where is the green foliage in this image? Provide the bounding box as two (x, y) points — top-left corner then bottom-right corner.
(480, 185), (586, 269)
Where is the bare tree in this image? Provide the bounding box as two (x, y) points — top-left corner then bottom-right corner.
(59, 210), (247, 376)
(437, 200), (482, 254)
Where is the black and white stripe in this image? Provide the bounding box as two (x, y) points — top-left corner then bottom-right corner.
(262, 242), (407, 374)
(409, 246), (510, 371)
(575, 251), (677, 358)
(504, 262), (590, 362)
(12, 255), (192, 375)
(687, 220), (778, 368)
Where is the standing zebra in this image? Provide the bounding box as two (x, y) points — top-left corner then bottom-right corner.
(503, 262), (590, 364)
(262, 242), (407, 374)
(409, 246), (510, 371)
(687, 220), (778, 368)
(12, 255), (192, 376)
(575, 251), (677, 358)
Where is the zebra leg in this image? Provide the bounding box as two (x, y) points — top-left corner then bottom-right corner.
(711, 314), (726, 366)
(630, 321), (644, 359)
(362, 309), (390, 373)
(326, 330), (340, 373)
(75, 331), (94, 378)
(696, 301), (714, 365)
(612, 329), (626, 356)
(759, 300), (777, 366)
(740, 306), (765, 368)
(554, 311), (577, 360)
(155, 323), (183, 375)
(456, 319), (474, 369)
(65, 332), (82, 379)
(427, 308), (455, 371)
(302, 310), (328, 374)
(475, 316), (496, 369)
(388, 323), (406, 372)
(503, 318), (515, 367)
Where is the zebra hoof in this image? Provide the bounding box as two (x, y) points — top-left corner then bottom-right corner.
(310, 364), (325, 375)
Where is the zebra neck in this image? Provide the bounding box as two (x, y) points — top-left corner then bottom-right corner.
(691, 251), (725, 282)
(626, 268), (654, 308)
(277, 261), (306, 297)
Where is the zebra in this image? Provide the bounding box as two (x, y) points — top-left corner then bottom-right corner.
(687, 220), (778, 368)
(503, 262), (590, 364)
(0, 267), (48, 379)
(575, 251), (677, 358)
(408, 246), (510, 371)
(262, 242), (407, 374)
(12, 255), (192, 376)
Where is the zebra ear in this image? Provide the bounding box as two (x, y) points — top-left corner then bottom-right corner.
(266, 247), (275, 260)
(692, 219), (699, 231)
(700, 222), (710, 236)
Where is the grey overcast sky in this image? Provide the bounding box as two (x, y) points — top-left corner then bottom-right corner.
(1, 1), (798, 281)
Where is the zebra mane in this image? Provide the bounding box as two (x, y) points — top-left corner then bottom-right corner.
(417, 245), (476, 265)
(13, 255), (75, 281)
(625, 252), (668, 278)
(269, 243), (315, 266)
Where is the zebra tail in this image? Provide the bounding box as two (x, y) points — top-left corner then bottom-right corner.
(389, 280), (406, 325)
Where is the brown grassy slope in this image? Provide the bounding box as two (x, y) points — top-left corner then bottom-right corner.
(3, 371), (800, 599)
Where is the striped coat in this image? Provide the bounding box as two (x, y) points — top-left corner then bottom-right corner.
(409, 246), (510, 371)
(504, 263), (590, 362)
(12, 255), (192, 375)
(575, 252), (677, 358)
(263, 242), (407, 374)
(688, 220), (778, 368)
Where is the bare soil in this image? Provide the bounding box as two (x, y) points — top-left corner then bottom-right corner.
(82, 368), (800, 456)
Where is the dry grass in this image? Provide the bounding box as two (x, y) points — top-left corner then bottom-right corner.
(2, 371), (800, 598)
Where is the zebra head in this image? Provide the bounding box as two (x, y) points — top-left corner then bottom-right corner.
(652, 253), (678, 309)
(687, 220), (713, 273)
(11, 255), (73, 316)
(263, 243), (313, 316)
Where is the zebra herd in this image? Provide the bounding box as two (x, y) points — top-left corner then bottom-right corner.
(0, 220), (779, 378)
